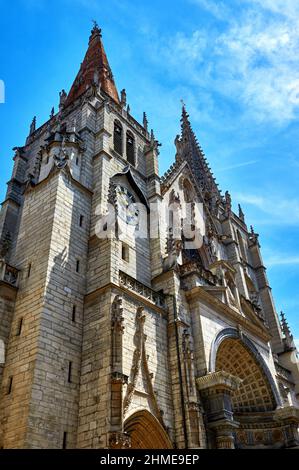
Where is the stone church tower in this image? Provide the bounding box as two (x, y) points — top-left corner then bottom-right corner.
(0, 24), (298, 449)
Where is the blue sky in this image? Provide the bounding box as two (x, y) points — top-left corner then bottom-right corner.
(0, 0), (298, 342)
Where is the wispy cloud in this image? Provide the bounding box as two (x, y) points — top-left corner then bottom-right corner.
(265, 255), (299, 267)
(250, 0), (299, 18)
(236, 192), (299, 226)
(216, 160), (258, 172)
(190, 0), (229, 20)
(159, 0), (299, 124)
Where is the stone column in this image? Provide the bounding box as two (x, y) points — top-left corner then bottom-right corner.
(196, 371), (242, 449)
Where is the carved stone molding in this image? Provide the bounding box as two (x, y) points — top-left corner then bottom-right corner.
(111, 295), (125, 374)
(123, 307), (164, 424)
(123, 307), (146, 416)
(182, 329), (197, 398)
(119, 271), (166, 309)
(109, 431), (131, 449)
(111, 371), (128, 385)
(196, 371), (243, 394)
(111, 295), (125, 333)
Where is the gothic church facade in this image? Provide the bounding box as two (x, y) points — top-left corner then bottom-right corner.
(0, 25), (298, 449)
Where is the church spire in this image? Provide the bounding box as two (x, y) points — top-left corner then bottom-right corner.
(176, 104), (220, 196)
(65, 23), (120, 106)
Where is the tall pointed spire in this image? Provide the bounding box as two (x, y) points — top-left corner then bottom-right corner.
(177, 104), (220, 196)
(65, 23), (120, 107)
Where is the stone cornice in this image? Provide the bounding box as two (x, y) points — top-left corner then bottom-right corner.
(196, 371), (243, 392)
(185, 285), (271, 342)
(275, 406), (299, 423)
(26, 166), (93, 197)
(85, 281), (168, 316)
(1, 197), (21, 208)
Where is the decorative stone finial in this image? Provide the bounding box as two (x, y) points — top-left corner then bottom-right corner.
(280, 311), (291, 337)
(225, 191), (232, 214)
(50, 107), (55, 119)
(280, 311), (296, 351)
(143, 112), (148, 131)
(238, 204), (245, 222)
(29, 116), (36, 135)
(90, 20), (102, 40)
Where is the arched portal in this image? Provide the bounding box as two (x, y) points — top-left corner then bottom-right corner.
(215, 339), (276, 412)
(124, 410), (173, 449)
(204, 328), (285, 448)
(210, 328), (281, 408)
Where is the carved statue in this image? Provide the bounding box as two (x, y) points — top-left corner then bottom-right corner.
(59, 89), (67, 109)
(225, 191), (232, 212)
(174, 134), (183, 159)
(121, 89), (127, 108)
(169, 189), (181, 206)
(53, 137), (69, 169)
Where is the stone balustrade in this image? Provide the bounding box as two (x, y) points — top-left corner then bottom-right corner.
(119, 271), (166, 309)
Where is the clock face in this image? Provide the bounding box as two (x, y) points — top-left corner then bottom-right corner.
(116, 185), (139, 225)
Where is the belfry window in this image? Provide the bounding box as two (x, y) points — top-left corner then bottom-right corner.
(114, 120), (123, 155)
(126, 131), (135, 166)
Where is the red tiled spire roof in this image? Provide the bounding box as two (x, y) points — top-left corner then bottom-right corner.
(65, 23), (120, 106)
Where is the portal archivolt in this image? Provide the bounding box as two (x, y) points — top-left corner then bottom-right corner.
(216, 339), (276, 413)
(124, 410), (173, 449)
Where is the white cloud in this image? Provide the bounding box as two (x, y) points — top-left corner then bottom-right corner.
(216, 160), (258, 172)
(265, 255), (299, 267)
(161, 1), (299, 124)
(216, 12), (299, 122)
(190, 0), (229, 20)
(236, 193), (299, 226)
(174, 31), (207, 62)
(250, 0), (299, 18)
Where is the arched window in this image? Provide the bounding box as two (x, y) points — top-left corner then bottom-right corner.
(183, 179), (194, 203)
(114, 120), (123, 155)
(126, 131), (135, 165)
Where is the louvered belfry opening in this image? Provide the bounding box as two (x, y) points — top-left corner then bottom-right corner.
(126, 131), (135, 165)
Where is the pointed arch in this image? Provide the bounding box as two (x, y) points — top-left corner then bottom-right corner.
(182, 177), (195, 203)
(209, 328), (282, 409)
(111, 166), (149, 211)
(124, 410), (173, 449)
